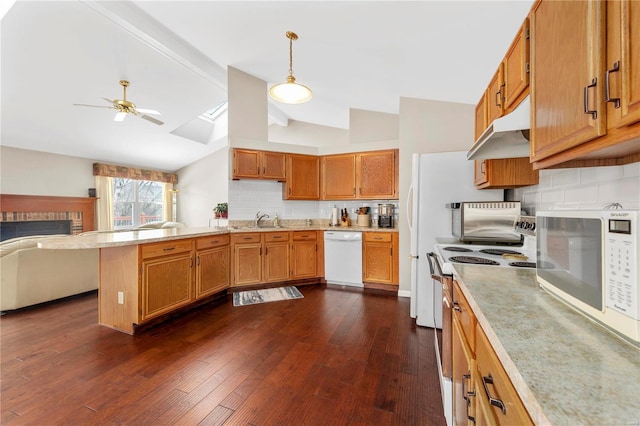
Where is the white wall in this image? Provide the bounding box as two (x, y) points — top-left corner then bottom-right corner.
(350, 108), (399, 144)
(0, 146), (95, 196)
(175, 146), (229, 227)
(398, 97), (477, 293)
(227, 66), (268, 145)
(514, 162), (640, 211)
(269, 120), (349, 149)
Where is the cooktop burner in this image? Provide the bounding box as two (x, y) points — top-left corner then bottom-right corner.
(449, 256), (500, 266)
(509, 261), (536, 268)
(443, 246), (473, 252)
(479, 248), (523, 256)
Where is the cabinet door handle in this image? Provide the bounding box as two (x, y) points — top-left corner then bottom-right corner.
(482, 374), (507, 414)
(605, 61), (620, 108)
(583, 78), (598, 119)
(462, 373), (476, 424)
(243, 237), (252, 240)
(197, 256), (200, 266)
(453, 301), (462, 312)
(163, 247), (175, 252)
(273, 236), (282, 239)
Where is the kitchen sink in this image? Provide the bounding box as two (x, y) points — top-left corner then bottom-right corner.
(229, 225), (285, 230)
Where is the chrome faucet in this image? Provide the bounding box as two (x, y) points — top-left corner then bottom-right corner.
(255, 211), (270, 227)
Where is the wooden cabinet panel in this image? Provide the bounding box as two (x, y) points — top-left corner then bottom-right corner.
(195, 234), (230, 250)
(357, 150), (397, 199)
(453, 316), (476, 426)
(322, 154), (357, 199)
(503, 21), (530, 113)
(284, 154), (320, 200)
(232, 242), (262, 286)
(264, 241), (289, 282)
(291, 240), (317, 279)
(141, 253), (192, 321)
(453, 282), (476, 355)
(475, 158), (539, 189)
(530, 0), (607, 162)
(362, 232), (398, 285)
(476, 325), (533, 425)
(196, 245), (229, 298)
(141, 239), (192, 259)
(232, 149), (286, 180)
(487, 65), (505, 125)
(607, 0), (640, 129)
(475, 94), (488, 141)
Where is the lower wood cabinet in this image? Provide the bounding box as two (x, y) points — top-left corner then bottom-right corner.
(264, 232), (290, 283)
(140, 239), (194, 322)
(362, 232), (399, 285)
(195, 234), (230, 299)
(231, 233), (263, 286)
(452, 280), (533, 426)
(291, 231), (318, 279)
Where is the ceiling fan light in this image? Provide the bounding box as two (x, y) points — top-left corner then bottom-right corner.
(269, 78), (313, 104)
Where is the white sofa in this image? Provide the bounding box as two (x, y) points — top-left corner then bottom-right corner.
(0, 235), (99, 311)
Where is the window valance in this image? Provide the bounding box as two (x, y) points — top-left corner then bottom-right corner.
(93, 163), (177, 184)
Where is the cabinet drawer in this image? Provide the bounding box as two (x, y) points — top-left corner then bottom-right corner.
(364, 232), (392, 242)
(231, 233), (261, 244)
(195, 234), (230, 250)
(453, 282), (476, 354)
(476, 324), (533, 425)
(141, 239), (193, 259)
(264, 232), (290, 242)
(292, 231), (316, 241)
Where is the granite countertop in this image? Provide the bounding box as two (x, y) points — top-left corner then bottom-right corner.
(37, 224), (398, 249)
(452, 264), (640, 425)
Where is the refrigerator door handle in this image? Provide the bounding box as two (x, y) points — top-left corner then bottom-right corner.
(406, 183), (414, 232)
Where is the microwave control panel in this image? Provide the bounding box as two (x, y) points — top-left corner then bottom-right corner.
(604, 211), (639, 320)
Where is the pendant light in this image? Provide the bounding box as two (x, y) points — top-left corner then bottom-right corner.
(269, 31), (312, 104)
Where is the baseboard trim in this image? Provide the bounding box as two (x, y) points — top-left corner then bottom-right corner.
(397, 290), (411, 298)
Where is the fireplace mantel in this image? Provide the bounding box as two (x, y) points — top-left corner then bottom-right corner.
(0, 194), (97, 232)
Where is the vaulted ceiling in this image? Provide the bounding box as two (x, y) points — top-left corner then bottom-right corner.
(1, 1), (533, 171)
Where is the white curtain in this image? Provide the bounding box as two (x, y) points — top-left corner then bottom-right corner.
(162, 183), (175, 222)
(95, 176), (114, 230)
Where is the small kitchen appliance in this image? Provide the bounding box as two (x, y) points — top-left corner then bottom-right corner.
(536, 209), (640, 346)
(377, 203), (394, 228)
(447, 201), (522, 244)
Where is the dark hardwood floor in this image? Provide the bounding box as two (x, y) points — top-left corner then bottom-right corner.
(1, 284), (445, 425)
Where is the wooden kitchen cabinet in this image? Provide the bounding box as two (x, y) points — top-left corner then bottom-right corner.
(322, 149), (399, 200)
(140, 239), (194, 322)
(231, 233), (263, 286)
(475, 94), (488, 141)
(322, 154), (357, 199)
(530, 0), (640, 169)
(284, 154), (320, 200)
(362, 232), (399, 285)
(451, 281), (533, 426)
(195, 234), (230, 299)
(232, 148), (286, 181)
(290, 231), (318, 279)
(356, 150), (398, 200)
(263, 232), (290, 283)
(474, 157), (539, 189)
(487, 65), (505, 126)
(503, 20), (530, 113)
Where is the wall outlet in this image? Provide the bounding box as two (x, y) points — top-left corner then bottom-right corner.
(117, 291), (124, 305)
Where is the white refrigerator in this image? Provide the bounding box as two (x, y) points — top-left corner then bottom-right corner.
(407, 152), (503, 328)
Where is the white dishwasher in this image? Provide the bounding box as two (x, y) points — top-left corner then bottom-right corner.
(324, 231), (363, 287)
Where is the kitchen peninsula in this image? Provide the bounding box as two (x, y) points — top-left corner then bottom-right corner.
(39, 224), (398, 334)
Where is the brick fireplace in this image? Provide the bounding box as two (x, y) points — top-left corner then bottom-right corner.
(0, 194), (98, 237)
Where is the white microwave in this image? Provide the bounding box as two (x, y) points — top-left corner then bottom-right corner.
(536, 209), (640, 346)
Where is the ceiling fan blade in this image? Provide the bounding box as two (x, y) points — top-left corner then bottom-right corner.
(136, 108), (161, 115)
(140, 114), (164, 126)
(114, 112), (127, 122)
(102, 97), (115, 104)
(73, 103), (114, 109)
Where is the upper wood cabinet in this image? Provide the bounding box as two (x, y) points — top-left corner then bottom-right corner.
(474, 158), (539, 189)
(322, 149), (399, 200)
(530, 0), (640, 169)
(284, 154), (320, 200)
(475, 19), (530, 141)
(356, 150), (398, 200)
(322, 154), (357, 199)
(232, 149), (286, 181)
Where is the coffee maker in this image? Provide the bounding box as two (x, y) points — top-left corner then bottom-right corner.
(377, 203), (394, 228)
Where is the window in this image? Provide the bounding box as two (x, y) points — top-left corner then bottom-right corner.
(112, 178), (164, 229)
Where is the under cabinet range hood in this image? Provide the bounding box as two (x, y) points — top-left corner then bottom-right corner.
(467, 96), (531, 160)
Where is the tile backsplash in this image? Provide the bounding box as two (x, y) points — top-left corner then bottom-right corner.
(513, 162), (640, 213)
(228, 179), (399, 223)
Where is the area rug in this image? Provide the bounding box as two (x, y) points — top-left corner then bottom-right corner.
(233, 286), (303, 307)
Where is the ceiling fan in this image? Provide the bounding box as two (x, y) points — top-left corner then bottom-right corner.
(73, 80), (164, 125)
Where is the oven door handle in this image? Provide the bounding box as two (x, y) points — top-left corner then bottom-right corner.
(427, 252), (446, 282)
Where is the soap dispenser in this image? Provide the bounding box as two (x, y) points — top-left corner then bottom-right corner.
(273, 213), (279, 228)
